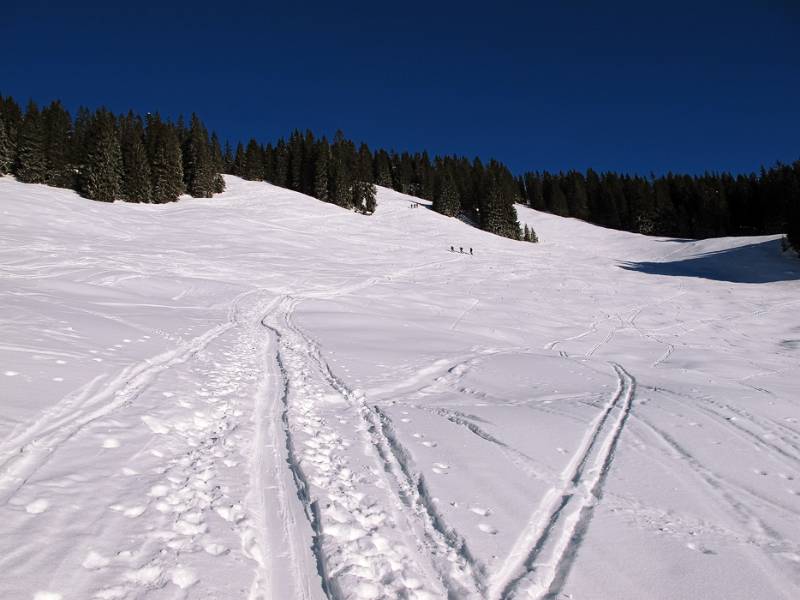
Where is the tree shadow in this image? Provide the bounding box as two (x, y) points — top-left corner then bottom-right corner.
(619, 239), (800, 283)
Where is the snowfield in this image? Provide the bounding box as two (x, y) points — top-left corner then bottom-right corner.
(1, 175), (799, 600)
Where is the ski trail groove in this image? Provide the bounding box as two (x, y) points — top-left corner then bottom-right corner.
(372, 405), (487, 598)
(0, 289), (252, 506)
(265, 295), (447, 598)
(489, 363), (636, 600)
(257, 305), (334, 600)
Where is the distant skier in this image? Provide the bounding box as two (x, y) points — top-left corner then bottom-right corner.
(470, 247), (473, 255)
(450, 245), (454, 252)
(460, 247), (463, 253)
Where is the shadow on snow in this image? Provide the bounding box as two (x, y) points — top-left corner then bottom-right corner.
(619, 238), (800, 284)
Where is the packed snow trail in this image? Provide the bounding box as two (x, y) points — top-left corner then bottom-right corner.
(1, 175), (799, 600)
(489, 363), (635, 599)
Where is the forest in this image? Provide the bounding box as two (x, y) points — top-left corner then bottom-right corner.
(1, 94), (797, 250)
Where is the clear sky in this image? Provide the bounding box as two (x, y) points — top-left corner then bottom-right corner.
(1, 1), (798, 175)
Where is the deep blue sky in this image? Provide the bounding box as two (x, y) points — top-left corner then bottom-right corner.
(1, 1), (798, 175)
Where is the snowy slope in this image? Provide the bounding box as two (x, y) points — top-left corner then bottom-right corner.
(1, 175), (799, 600)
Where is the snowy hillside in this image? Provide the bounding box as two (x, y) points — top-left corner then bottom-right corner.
(1, 175), (799, 600)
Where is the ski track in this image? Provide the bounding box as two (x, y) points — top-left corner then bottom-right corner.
(489, 363), (636, 600)
(0, 289), (256, 507)
(266, 294), (447, 599)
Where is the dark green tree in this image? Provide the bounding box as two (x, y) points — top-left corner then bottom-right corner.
(433, 170), (460, 216)
(184, 114), (215, 197)
(148, 117), (184, 203)
(41, 101), (73, 188)
(0, 119), (11, 174)
(15, 101), (47, 184)
(314, 140), (330, 202)
(243, 139), (264, 181)
(81, 110), (122, 202)
(120, 114), (152, 202)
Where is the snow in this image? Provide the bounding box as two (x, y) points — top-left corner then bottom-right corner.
(0, 174), (799, 599)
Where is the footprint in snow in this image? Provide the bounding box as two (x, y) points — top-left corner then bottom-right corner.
(125, 565), (163, 586)
(170, 567), (199, 589)
(102, 438), (120, 449)
(82, 551), (110, 570)
(203, 543), (228, 556)
(25, 499), (49, 514)
(478, 523), (498, 534)
(33, 593), (62, 600)
(422, 441), (438, 448)
(470, 506), (491, 517)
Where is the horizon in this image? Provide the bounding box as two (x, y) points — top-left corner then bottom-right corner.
(2, 1), (799, 177)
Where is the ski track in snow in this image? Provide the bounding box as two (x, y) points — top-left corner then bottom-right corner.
(0, 289), (254, 507)
(489, 363), (636, 600)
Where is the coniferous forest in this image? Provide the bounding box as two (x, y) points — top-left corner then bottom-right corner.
(1, 93), (798, 251)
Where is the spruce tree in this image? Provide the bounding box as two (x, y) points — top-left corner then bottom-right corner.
(433, 171), (460, 216)
(184, 114), (215, 197)
(243, 139), (264, 181)
(15, 101), (47, 184)
(223, 140), (234, 173)
(289, 130), (303, 190)
(210, 132), (226, 193)
(232, 142), (246, 177)
(81, 110), (122, 202)
(0, 120), (11, 174)
(314, 140), (330, 202)
(274, 140), (288, 187)
(41, 100), (73, 188)
(120, 116), (152, 202)
(148, 120), (184, 203)
(374, 150), (393, 187)
(354, 143), (376, 213)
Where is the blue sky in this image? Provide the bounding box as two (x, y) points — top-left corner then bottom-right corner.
(1, 1), (798, 175)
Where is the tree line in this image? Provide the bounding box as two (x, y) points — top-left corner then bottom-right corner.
(0, 95), (226, 203)
(518, 165), (800, 249)
(1, 93), (797, 250)
(224, 130), (524, 239)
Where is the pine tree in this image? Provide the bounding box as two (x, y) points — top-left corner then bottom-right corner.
(81, 110), (122, 202)
(433, 171), (460, 216)
(70, 106), (92, 173)
(223, 140), (234, 173)
(314, 140), (330, 202)
(184, 114), (215, 197)
(0, 119), (11, 174)
(289, 130), (303, 190)
(242, 139), (264, 181)
(210, 132), (226, 193)
(353, 143), (376, 213)
(330, 131), (354, 208)
(15, 101), (47, 184)
(41, 100), (73, 188)
(232, 142), (246, 177)
(148, 119), (184, 203)
(374, 149), (393, 187)
(120, 115), (152, 202)
(274, 140), (288, 187)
